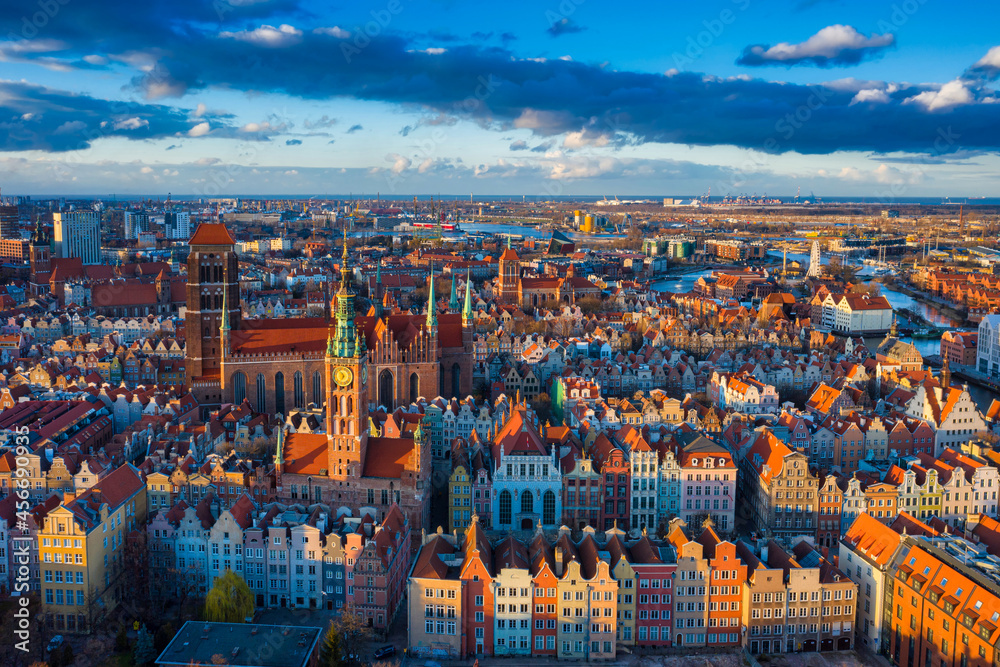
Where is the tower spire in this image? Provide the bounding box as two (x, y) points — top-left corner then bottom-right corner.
(374, 260), (383, 319)
(462, 270), (474, 327)
(449, 272), (459, 311)
(426, 263), (438, 330)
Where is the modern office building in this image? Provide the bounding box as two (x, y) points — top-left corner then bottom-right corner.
(53, 211), (101, 264)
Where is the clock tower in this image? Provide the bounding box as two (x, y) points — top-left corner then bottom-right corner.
(326, 233), (370, 481)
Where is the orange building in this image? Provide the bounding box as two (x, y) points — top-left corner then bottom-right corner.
(890, 536), (1000, 667)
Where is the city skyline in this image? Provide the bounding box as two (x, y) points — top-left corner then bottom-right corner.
(2, 0), (1000, 196)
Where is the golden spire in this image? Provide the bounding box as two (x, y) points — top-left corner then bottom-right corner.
(338, 229), (351, 294)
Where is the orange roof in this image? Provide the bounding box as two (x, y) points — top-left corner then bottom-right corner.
(189, 223), (235, 246)
(281, 433), (329, 475)
(362, 437), (414, 478)
(843, 513), (903, 566)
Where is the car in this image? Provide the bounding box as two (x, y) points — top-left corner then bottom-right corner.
(374, 645), (397, 659)
(46, 636), (64, 653)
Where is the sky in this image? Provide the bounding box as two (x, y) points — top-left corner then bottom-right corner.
(1, 0), (1000, 198)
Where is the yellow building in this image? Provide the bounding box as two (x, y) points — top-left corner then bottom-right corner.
(39, 463), (147, 633)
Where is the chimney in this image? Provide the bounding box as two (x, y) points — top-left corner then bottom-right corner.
(554, 546), (564, 576)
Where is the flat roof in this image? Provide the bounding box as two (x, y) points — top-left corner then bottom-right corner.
(156, 622), (322, 667)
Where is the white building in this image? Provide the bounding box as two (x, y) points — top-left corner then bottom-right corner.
(493, 542), (533, 656)
(165, 211), (191, 239)
(829, 294), (893, 334)
(977, 314), (1000, 380)
(124, 211), (151, 240)
(53, 211), (101, 264)
(905, 383), (987, 455)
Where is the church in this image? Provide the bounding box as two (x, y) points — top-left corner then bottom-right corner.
(184, 222), (462, 537)
(494, 239), (600, 308)
(184, 223), (475, 416)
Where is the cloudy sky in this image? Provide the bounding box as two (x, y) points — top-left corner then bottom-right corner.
(2, 0), (999, 197)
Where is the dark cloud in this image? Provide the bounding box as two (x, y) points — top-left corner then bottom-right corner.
(285, 139), (302, 145)
(165, 144), (180, 150)
(530, 141), (555, 153)
(2, 2), (998, 156)
(509, 140), (528, 150)
(346, 124), (363, 134)
(0, 81), (215, 152)
(547, 18), (586, 38)
(737, 25), (895, 67)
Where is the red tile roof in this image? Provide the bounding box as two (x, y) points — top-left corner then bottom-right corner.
(189, 223), (236, 246)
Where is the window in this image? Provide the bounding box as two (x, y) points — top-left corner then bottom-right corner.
(499, 491), (512, 526)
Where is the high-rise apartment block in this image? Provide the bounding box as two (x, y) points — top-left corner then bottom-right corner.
(164, 211), (191, 239)
(53, 211), (101, 264)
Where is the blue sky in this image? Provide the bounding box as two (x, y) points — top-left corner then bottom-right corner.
(1, 0), (999, 197)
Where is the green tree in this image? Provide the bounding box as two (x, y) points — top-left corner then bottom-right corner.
(203, 570), (254, 624)
(133, 626), (157, 666)
(318, 622), (344, 667)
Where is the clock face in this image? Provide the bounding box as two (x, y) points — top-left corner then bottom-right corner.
(361, 365), (368, 384)
(334, 367), (353, 387)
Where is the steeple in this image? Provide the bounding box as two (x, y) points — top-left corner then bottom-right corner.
(330, 231), (358, 358)
(220, 283), (231, 334)
(462, 270), (474, 327)
(426, 264), (438, 330)
(374, 261), (383, 318)
(449, 273), (459, 311)
(940, 357), (951, 389)
(276, 426), (285, 470)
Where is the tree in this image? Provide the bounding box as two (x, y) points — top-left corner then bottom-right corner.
(318, 622), (344, 667)
(531, 393), (553, 424)
(61, 643), (74, 667)
(133, 626), (157, 666)
(203, 570), (254, 624)
(328, 608), (372, 663)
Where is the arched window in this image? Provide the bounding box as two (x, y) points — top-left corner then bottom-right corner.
(256, 374), (266, 413)
(520, 490), (534, 515)
(293, 371), (304, 409)
(274, 372), (285, 416)
(378, 369), (394, 410)
(451, 362), (462, 398)
(313, 371), (322, 406)
(232, 372), (247, 405)
(409, 372), (419, 404)
(543, 490), (556, 525)
(498, 490), (512, 526)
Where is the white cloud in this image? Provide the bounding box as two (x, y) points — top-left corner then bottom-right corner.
(741, 25), (894, 65)
(221, 24), (303, 48)
(386, 153), (411, 174)
(973, 46), (1000, 70)
(187, 122), (211, 137)
(314, 26), (350, 39)
(904, 79), (974, 112)
(113, 117), (149, 130)
(850, 88), (890, 105)
(140, 166), (154, 174)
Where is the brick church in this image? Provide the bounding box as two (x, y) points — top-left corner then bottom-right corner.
(183, 222), (465, 537)
(184, 222), (475, 416)
(495, 239), (600, 308)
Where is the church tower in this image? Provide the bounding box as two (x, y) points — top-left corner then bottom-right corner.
(498, 236), (521, 305)
(185, 223), (240, 410)
(326, 233), (370, 480)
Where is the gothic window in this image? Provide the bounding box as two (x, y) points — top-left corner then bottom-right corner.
(233, 372), (247, 405)
(275, 372), (285, 416)
(499, 490), (512, 526)
(293, 372), (304, 409)
(520, 490), (534, 515)
(409, 372), (419, 404)
(543, 490), (556, 525)
(313, 371), (322, 406)
(452, 363), (462, 398)
(378, 369), (394, 411)
(256, 374), (266, 413)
